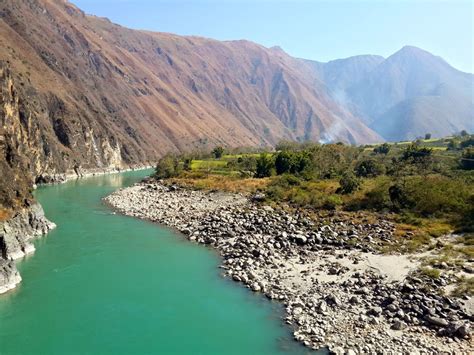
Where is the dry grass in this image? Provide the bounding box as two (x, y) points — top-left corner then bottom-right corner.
(170, 175), (270, 194)
(0, 208), (12, 222)
(452, 277), (474, 297)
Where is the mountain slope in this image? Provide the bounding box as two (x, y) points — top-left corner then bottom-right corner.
(0, 0), (379, 184)
(312, 46), (474, 140)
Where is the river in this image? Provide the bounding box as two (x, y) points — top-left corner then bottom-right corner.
(0, 170), (311, 354)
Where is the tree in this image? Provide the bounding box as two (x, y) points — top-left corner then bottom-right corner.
(447, 139), (460, 150)
(155, 155), (181, 179)
(212, 146), (224, 159)
(255, 153), (274, 178)
(460, 148), (474, 170)
(425, 133), (432, 140)
(183, 157), (192, 171)
(460, 137), (474, 148)
(274, 151), (293, 175)
(373, 143), (390, 155)
(460, 130), (469, 137)
(337, 172), (360, 194)
(355, 159), (385, 177)
(401, 144), (432, 162)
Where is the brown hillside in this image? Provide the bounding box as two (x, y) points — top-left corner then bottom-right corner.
(0, 0), (379, 177)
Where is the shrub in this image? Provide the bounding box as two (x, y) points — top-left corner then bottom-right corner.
(274, 151), (292, 175)
(460, 148), (474, 170)
(373, 143), (390, 155)
(212, 146), (224, 159)
(183, 157), (192, 171)
(447, 139), (460, 150)
(155, 155), (181, 179)
(401, 144), (433, 162)
(255, 153), (274, 178)
(460, 137), (474, 149)
(274, 150), (312, 175)
(355, 159), (385, 177)
(338, 173), (360, 194)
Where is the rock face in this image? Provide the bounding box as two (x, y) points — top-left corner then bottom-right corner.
(0, 203), (55, 293)
(105, 182), (472, 353)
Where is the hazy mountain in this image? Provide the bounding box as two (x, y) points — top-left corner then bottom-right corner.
(311, 46), (474, 140)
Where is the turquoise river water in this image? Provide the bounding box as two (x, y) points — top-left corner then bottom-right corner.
(0, 170), (313, 354)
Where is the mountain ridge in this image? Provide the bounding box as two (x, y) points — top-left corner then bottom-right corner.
(0, 0), (472, 214)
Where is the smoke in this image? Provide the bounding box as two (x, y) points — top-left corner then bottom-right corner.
(318, 116), (346, 144)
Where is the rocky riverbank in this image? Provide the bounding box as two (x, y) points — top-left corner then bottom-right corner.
(0, 203), (56, 294)
(105, 182), (473, 353)
(35, 164), (154, 185)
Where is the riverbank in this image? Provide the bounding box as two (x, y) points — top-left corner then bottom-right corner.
(0, 203), (56, 294)
(35, 164), (154, 185)
(0, 164), (154, 295)
(105, 181), (472, 353)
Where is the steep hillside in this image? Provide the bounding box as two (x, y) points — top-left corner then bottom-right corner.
(0, 0), (379, 177)
(311, 46), (474, 140)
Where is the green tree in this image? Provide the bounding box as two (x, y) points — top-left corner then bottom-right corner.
(460, 137), (474, 149)
(425, 133), (432, 140)
(274, 151), (293, 175)
(460, 130), (469, 137)
(338, 172), (360, 194)
(373, 143), (390, 155)
(447, 139), (460, 150)
(155, 155), (181, 179)
(355, 159), (385, 177)
(255, 153), (274, 178)
(183, 157), (192, 171)
(212, 146), (224, 159)
(460, 148), (474, 170)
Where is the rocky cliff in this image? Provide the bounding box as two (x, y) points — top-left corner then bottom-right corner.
(0, 203), (55, 293)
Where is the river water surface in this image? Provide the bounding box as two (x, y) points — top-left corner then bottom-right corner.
(0, 170), (310, 354)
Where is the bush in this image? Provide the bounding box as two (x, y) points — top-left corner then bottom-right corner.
(155, 155), (181, 179)
(460, 148), (474, 170)
(392, 176), (472, 217)
(355, 159), (385, 177)
(274, 151), (292, 175)
(338, 173), (360, 194)
(460, 137), (474, 149)
(274, 150), (312, 175)
(401, 144), (433, 162)
(183, 157), (192, 171)
(212, 146), (224, 159)
(255, 153), (274, 178)
(373, 143), (390, 155)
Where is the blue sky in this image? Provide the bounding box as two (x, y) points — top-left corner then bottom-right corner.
(72, 0), (473, 73)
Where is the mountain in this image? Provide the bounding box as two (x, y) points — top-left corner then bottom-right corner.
(1, 0), (472, 217)
(0, 0), (379, 169)
(310, 46), (474, 140)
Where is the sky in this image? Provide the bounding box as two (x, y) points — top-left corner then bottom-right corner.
(72, 0), (473, 73)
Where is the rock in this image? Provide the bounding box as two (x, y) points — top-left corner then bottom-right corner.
(392, 320), (407, 330)
(367, 307), (383, 317)
(349, 296), (359, 304)
(426, 316), (449, 327)
(251, 193), (265, 202)
(294, 234), (307, 245)
(251, 283), (261, 292)
(455, 323), (471, 338)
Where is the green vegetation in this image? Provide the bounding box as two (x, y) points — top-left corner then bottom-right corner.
(212, 146), (224, 159)
(154, 134), (474, 247)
